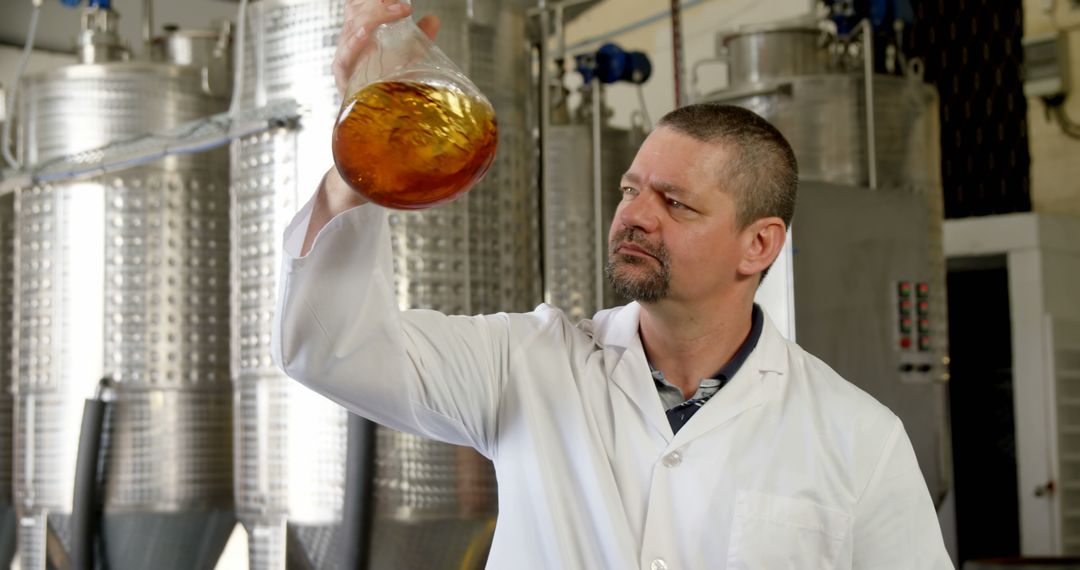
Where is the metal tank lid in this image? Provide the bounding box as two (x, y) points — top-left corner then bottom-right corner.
(719, 16), (825, 45)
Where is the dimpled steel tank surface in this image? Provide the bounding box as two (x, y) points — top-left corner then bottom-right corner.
(14, 56), (233, 570)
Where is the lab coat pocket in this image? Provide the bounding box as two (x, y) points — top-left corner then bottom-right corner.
(726, 490), (852, 570)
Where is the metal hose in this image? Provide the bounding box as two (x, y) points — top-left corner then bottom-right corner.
(340, 414), (378, 570)
(71, 378), (113, 570)
(2, 0), (43, 168)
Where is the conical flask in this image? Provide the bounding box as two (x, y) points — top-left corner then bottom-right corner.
(332, 3), (498, 210)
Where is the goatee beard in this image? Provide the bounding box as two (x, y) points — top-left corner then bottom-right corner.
(604, 228), (672, 303)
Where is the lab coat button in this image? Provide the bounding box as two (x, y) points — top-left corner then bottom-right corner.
(662, 451), (682, 467)
(650, 558), (668, 570)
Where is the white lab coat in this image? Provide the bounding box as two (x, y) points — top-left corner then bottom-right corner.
(273, 200), (954, 570)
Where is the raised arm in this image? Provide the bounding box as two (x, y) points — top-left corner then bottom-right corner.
(272, 3), (511, 456)
(300, 0), (441, 256)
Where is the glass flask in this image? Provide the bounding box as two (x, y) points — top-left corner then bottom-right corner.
(332, 2), (498, 210)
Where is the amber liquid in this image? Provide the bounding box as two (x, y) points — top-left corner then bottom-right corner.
(332, 80), (499, 210)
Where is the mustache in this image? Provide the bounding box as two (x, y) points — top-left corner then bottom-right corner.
(609, 228), (666, 260)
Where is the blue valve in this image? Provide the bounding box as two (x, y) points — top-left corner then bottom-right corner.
(824, 0), (912, 37)
(60, 0), (112, 8)
(575, 43), (652, 86)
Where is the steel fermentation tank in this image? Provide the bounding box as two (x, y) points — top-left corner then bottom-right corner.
(543, 122), (636, 322)
(231, 0), (349, 567)
(702, 24), (952, 506)
(13, 25), (234, 570)
(231, 0), (536, 568)
(377, 2), (535, 565)
(377, 3), (536, 560)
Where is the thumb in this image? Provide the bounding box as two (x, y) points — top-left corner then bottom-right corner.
(417, 14), (441, 41)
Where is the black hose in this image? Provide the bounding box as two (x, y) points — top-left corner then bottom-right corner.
(340, 413), (378, 570)
(71, 378), (112, 570)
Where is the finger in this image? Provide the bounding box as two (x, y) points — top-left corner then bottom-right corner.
(416, 14), (441, 42)
(333, 25), (369, 94)
(335, 17), (356, 54)
(333, 1), (415, 94)
(343, 0), (412, 26)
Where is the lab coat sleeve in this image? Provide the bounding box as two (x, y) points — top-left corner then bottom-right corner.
(851, 417), (955, 569)
(271, 196), (510, 458)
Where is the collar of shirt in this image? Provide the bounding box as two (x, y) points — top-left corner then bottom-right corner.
(649, 304), (765, 412)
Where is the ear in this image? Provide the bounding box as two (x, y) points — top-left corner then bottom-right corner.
(736, 216), (787, 279)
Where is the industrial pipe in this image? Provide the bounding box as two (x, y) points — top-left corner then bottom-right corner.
(592, 77), (604, 312)
(671, 0), (684, 107)
(142, 0), (153, 46)
(861, 19), (878, 189)
(538, 3), (552, 306)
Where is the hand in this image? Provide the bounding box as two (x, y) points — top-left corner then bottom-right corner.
(302, 2), (440, 257)
(332, 0), (441, 98)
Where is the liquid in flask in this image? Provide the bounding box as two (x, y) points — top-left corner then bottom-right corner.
(332, 80), (498, 210)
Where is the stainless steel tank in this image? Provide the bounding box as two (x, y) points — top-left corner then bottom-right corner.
(718, 24), (830, 87)
(231, 0), (350, 567)
(378, 1), (536, 566)
(14, 32), (234, 570)
(231, 0), (536, 568)
(542, 122), (637, 322)
(701, 27), (952, 506)
(706, 73), (940, 189)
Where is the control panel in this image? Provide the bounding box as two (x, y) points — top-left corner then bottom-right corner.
(895, 279), (940, 380)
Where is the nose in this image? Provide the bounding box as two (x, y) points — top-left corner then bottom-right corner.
(614, 189), (661, 234)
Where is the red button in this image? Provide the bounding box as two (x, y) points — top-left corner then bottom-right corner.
(900, 337), (912, 349)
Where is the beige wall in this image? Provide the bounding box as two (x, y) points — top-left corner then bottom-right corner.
(563, 0), (812, 128)
(1024, 1), (1080, 218)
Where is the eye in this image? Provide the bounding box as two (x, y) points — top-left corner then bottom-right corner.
(620, 186), (638, 197)
(666, 198), (686, 209)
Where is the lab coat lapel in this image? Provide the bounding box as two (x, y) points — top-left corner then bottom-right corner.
(669, 315), (789, 448)
(596, 303), (675, 442)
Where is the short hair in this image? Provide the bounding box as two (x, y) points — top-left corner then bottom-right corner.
(657, 104), (798, 230)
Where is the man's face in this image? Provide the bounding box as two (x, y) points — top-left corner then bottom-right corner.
(606, 127), (745, 306)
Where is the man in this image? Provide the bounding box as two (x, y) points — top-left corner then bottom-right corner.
(274, 1), (953, 568)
